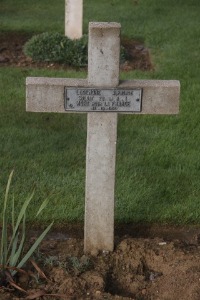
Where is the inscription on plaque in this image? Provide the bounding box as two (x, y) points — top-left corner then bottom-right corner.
(64, 88), (142, 112)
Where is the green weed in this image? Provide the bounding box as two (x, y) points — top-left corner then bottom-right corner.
(0, 171), (53, 285)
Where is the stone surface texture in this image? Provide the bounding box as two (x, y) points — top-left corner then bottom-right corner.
(85, 112), (117, 253)
(84, 22), (121, 253)
(26, 78), (180, 115)
(88, 22), (121, 88)
(65, 0), (83, 39)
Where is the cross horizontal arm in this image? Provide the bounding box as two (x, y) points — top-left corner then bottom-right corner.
(120, 79), (180, 114)
(26, 77), (180, 114)
(26, 77), (88, 113)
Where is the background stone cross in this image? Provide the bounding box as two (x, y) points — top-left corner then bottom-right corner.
(65, 0), (83, 39)
(26, 22), (180, 254)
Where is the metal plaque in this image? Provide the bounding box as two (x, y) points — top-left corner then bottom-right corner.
(64, 87), (142, 112)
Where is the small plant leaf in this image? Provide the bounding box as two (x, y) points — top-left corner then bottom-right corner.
(1, 170), (14, 266)
(14, 191), (34, 231)
(36, 198), (49, 217)
(17, 222), (53, 270)
(5, 170), (14, 204)
(9, 214), (26, 271)
(8, 191), (34, 253)
(9, 232), (19, 266)
(12, 195), (15, 231)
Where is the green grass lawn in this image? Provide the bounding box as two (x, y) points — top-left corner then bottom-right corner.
(1, 0), (200, 225)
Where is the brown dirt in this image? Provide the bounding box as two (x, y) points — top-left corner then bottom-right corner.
(1, 224), (200, 299)
(0, 32), (153, 71)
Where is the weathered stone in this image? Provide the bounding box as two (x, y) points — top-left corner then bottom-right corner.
(26, 22), (180, 255)
(26, 78), (180, 115)
(65, 0), (83, 39)
(84, 22), (121, 253)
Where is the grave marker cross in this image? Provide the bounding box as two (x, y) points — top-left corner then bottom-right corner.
(26, 22), (180, 254)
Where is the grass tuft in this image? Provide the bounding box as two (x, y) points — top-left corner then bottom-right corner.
(0, 171), (53, 283)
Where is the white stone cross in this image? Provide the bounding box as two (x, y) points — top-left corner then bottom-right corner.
(65, 0), (83, 39)
(26, 22), (180, 255)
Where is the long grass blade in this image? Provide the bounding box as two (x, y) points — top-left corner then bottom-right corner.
(36, 198), (49, 217)
(8, 191), (34, 253)
(14, 190), (34, 233)
(12, 195), (15, 232)
(0, 170), (14, 266)
(8, 232), (19, 266)
(17, 222), (53, 270)
(10, 214), (26, 275)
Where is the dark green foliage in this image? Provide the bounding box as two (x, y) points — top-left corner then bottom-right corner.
(23, 32), (127, 67)
(23, 32), (88, 67)
(120, 45), (127, 64)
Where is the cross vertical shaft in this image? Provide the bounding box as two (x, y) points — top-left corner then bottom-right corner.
(84, 23), (121, 254)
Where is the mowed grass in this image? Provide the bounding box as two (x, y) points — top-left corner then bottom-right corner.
(1, 0), (200, 225)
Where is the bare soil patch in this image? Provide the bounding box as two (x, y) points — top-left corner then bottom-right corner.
(0, 32), (153, 71)
(1, 224), (200, 299)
